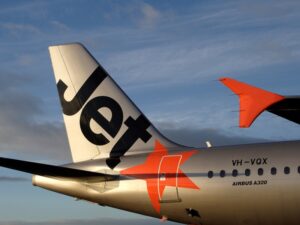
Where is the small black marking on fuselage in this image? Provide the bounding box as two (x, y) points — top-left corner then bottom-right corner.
(186, 208), (201, 218)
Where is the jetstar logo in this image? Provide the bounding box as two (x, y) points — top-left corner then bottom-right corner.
(57, 67), (152, 169)
(120, 141), (199, 213)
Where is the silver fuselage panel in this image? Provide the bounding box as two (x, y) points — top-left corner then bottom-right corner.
(33, 140), (300, 225)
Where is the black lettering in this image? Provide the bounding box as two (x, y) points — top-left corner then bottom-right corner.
(80, 96), (123, 145)
(263, 180), (267, 184)
(254, 180), (267, 185)
(250, 159), (255, 165)
(107, 115), (151, 169)
(232, 159), (243, 166)
(57, 66), (154, 169)
(256, 158), (262, 165)
(263, 158), (268, 164)
(57, 67), (108, 116)
(233, 181), (253, 186)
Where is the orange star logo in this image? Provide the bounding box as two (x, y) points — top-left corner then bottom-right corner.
(120, 140), (199, 213)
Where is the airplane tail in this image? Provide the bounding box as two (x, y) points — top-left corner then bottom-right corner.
(49, 43), (181, 169)
(220, 77), (300, 127)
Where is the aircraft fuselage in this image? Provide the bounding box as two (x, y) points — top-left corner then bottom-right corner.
(33, 140), (300, 225)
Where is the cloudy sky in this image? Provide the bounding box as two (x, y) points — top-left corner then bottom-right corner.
(0, 0), (300, 224)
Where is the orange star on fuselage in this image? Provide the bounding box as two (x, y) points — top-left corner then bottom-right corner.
(120, 140), (199, 213)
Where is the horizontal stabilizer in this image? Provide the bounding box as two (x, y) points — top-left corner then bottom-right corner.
(267, 96), (300, 125)
(218, 77), (300, 127)
(0, 157), (117, 182)
(219, 77), (284, 127)
(220, 77), (300, 127)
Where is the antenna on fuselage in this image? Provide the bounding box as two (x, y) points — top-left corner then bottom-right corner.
(205, 141), (212, 148)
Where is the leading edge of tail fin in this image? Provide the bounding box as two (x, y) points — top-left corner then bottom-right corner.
(49, 43), (180, 169)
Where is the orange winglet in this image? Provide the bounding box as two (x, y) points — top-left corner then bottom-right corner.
(219, 77), (285, 128)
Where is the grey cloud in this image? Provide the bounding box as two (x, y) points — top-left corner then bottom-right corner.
(50, 21), (71, 33)
(0, 176), (29, 182)
(138, 3), (162, 28)
(17, 54), (35, 66)
(160, 127), (268, 148)
(0, 2), (47, 15)
(0, 71), (70, 162)
(0, 22), (41, 35)
(82, 1), (300, 89)
(102, 32), (300, 89)
(0, 72), (32, 91)
(0, 1), (299, 89)
(238, 0), (299, 18)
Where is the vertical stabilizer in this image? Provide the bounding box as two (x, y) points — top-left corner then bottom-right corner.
(49, 43), (179, 169)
